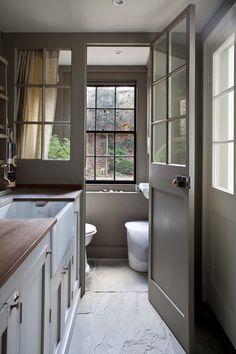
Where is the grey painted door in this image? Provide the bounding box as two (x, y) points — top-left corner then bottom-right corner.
(148, 5), (195, 353)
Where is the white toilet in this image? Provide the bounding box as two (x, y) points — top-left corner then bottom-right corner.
(125, 221), (149, 272)
(85, 223), (97, 274)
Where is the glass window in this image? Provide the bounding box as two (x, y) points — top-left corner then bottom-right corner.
(15, 49), (72, 160)
(212, 35), (234, 194)
(85, 85), (136, 182)
(169, 19), (186, 73)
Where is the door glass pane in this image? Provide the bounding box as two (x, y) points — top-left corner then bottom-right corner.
(153, 80), (166, 121)
(115, 157), (134, 181)
(152, 122), (166, 163)
(213, 91), (234, 141)
(16, 50), (43, 84)
(16, 124), (42, 159)
(169, 70), (186, 118)
(45, 88), (70, 122)
(45, 50), (60, 84)
(169, 18), (186, 73)
(213, 142), (234, 194)
(16, 87), (43, 122)
(168, 118), (186, 165)
(213, 35), (234, 96)
(153, 35), (167, 81)
(44, 124), (70, 160)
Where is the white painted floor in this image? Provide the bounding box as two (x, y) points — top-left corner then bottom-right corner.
(68, 260), (185, 354)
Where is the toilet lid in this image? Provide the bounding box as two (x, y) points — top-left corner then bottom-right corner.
(86, 223), (97, 236)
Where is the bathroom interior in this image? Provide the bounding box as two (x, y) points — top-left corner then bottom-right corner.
(0, 1), (235, 353)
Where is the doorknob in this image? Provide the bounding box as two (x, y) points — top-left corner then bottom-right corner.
(172, 176), (190, 189)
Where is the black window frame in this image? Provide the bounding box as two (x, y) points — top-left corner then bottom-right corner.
(86, 83), (136, 184)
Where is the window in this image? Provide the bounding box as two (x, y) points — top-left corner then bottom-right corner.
(212, 35), (235, 194)
(15, 49), (71, 160)
(85, 85), (136, 182)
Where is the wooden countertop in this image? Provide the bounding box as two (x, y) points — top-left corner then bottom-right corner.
(0, 218), (56, 287)
(13, 185), (83, 201)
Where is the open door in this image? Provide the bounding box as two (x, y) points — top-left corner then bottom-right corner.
(149, 5), (195, 353)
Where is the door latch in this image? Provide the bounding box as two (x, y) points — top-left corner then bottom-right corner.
(172, 176), (190, 189)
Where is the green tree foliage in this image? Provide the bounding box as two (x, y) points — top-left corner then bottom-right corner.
(48, 135), (70, 160)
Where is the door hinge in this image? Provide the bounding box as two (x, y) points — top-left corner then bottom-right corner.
(49, 309), (52, 323)
(20, 303), (23, 323)
(72, 256), (74, 265)
(71, 291), (73, 301)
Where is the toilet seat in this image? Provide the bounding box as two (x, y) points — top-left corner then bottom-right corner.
(86, 223), (97, 236)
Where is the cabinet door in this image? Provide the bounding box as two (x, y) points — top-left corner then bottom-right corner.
(50, 273), (63, 354)
(0, 290), (20, 354)
(20, 245), (50, 354)
(61, 255), (73, 325)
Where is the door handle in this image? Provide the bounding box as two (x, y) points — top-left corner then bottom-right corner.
(172, 176), (190, 189)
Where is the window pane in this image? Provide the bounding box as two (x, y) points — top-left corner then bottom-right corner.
(153, 35), (167, 81)
(44, 124), (70, 160)
(17, 50), (43, 84)
(96, 109), (114, 130)
(87, 87), (96, 108)
(169, 70), (186, 118)
(115, 134), (134, 156)
(169, 19), (186, 73)
(86, 157), (94, 180)
(213, 36), (234, 96)
(153, 80), (166, 121)
(116, 87), (134, 108)
(55, 50), (72, 85)
(45, 88), (70, 122)
(115, 157), (134, 181)
(213, 91), (234, 141)
(97, 87), (115, 108)
(116, 110), (134, 131)
(213, 142), (234, 194)
(45, 50), (60, 84)
(168, 118), (186, 165)
(96, 157), (114, 180)
(86, 133), (94, 156)
(152, 122), (166, 163)
(17, 124), (42, 159)
(16, 87), (43, 122)
(96, 133), (114, 156)
(87, 109), (95, 130)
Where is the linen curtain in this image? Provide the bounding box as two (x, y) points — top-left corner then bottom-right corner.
(16, 50), (59, 159)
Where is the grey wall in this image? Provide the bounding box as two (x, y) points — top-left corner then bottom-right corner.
(87, 191), (148, 259)
(86, 66), (149, 259)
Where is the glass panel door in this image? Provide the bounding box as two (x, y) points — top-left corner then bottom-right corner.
(151, 17), (187, 166)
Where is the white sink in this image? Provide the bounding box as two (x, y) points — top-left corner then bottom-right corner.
(139, 183), (149, 200)
(0, 201), (75, 275)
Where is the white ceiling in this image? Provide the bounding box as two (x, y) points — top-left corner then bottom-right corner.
(0, 0), (223, 33)
(87, 47), (150, 66)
